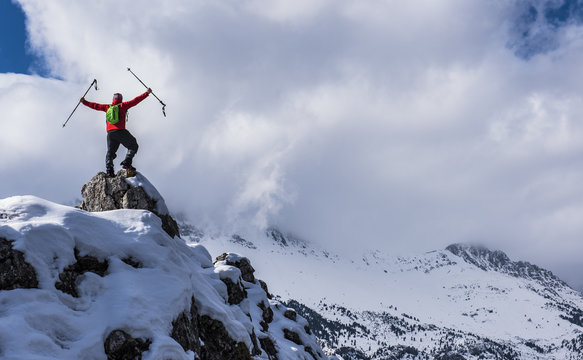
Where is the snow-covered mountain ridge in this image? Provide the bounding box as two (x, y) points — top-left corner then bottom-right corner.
(445, 243), (566, 290)
(0, 173), (330, 360)
(189, 227), (583, 359)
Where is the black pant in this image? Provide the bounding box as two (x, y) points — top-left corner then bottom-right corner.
(106, 129), (138, 169)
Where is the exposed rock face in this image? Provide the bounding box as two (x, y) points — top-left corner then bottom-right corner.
(231, 234), (258, 249)
(0, 237), (38, 290)
(266, 227), (289, 247)
(55, 248), (109, 298)
(170, 296), (264, 360)
(80, 172), (131, 211)
(199, 315), (253, 360)
(258, 279), (273, 299)
(265, 227), (308, 248)
(259, 337), (278, 359)
(214, 253), (254, 304)
(171, 297), (202, 356)
(446, 243), (566, 288)
(215, 252), (256, 283)
(158, 214), (180, 239)
(79, 172), (180, 238)
(202, 252), (327, 359)
(283, 328), (303, 345)
(284, 308), (297, 321)
(259, 301), (274, 324)
(222, 277), (248, 305)
(305, 346), (318, 360)
(104, 330), (152, 360)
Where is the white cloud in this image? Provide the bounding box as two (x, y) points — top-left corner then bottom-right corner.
(488, 93), (583, 156)
(244, 0), (333, 23)
(4, 0), (583, 288)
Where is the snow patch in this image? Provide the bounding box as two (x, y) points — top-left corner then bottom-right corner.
(125, 172), (169, 215)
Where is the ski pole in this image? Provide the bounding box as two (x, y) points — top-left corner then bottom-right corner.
(127, 67), (166, 117)
(63, 79), (98, 128)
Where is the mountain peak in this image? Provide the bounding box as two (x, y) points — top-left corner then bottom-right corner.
(446, 242), (566, 288)
(445, 243), (511, 271)
(266, 227), (308, 248)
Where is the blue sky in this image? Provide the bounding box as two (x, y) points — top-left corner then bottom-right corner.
(0, 1), (34, 74)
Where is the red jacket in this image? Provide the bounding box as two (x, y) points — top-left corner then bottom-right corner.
(82, 91), (149, 132)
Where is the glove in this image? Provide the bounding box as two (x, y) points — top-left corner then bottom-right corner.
(147, 88), (152, 94)
(80, 97), (85, 102)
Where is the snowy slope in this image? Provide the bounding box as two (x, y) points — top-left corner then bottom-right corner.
(189, 227), (583, 359)
(0, 196), (329, 360)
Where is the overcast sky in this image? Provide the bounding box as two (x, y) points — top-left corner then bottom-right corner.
(2, 0), (583, 290)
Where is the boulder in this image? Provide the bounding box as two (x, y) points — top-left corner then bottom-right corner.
(55, 249), (108, 298)
(79, 172), (180, 238)
(215, 252), (256, 283)
(284, 308), (297, 321)
(0, 237), (38, 290)
(222, 276), (247, 305)
(283, 329), (303, 345)
(104, 330), (152, 360)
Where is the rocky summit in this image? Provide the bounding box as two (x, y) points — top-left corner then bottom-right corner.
(79, 171), (180, 239)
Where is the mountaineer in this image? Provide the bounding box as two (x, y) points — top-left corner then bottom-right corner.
(81, 89), (151, 177)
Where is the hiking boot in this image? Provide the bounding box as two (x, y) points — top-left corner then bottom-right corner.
(126, 167), (137, 177)
(120, 159), (133, 169)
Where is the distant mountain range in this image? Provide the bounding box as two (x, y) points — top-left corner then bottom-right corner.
(186, 225), (583, 359)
